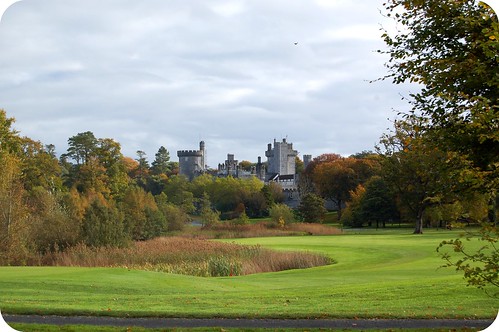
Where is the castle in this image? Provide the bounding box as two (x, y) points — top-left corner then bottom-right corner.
(178, 139), (311, 206)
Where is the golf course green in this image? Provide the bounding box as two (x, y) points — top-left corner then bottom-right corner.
(0, 229), (497, 319)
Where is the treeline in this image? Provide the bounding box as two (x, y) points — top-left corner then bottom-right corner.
(0, 110), (291, 264)
(299, 126), (495, 233)
(1, 105), (496, 264)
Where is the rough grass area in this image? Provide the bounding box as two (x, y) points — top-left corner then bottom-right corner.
(42, 237), (333, 276)
(185, 222), (342, 239)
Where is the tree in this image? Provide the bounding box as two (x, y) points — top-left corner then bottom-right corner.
(358, 176), (399, 228)
(199, 192), (220, 227)
(151, 146), (171, 175)
(163, 175), (195, 214)
(134, 150), (150, 188)
(64, 131), (98, 165)
(380, 0), (498, 220)
(20, 138), (63, 192)
(311, 157), (376, 220)
(121, 186), (162, 240)
(27, 187), (79, 253)
(97, 138), (129, 199)
(81, 196), (126, 247)
(297, 193), (327, 223)
(0, 152), (30, 264)
(380, 2), (498, 293)
(0, 110), (22, 154)
(379, 119), (462, 234)
(340, 184), (366, 228)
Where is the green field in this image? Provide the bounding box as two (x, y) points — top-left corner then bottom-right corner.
(0, 230), (497, 319)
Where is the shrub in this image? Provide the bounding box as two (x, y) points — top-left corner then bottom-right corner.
(269, 203), (295, 226)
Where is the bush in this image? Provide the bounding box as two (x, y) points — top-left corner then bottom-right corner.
(269, 203), (295, 226)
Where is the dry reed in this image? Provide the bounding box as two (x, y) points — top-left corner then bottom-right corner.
(44, 237), (333, 276)
(186, 222), (342, 239)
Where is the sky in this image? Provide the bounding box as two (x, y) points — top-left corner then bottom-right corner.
(0, 0), (418, 167)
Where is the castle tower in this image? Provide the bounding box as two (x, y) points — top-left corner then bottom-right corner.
(265, 138), (298, 179)
(177, 141), (206, 180)
(303, 154), (312, 169)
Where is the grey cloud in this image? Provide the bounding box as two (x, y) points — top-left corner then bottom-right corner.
(0, 0), (416, 165)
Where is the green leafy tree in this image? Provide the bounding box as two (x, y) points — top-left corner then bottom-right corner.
(380, 0), (498, 219)
(199, 192), (220, 227)
(81, 196), (126, 247)
(151, 146), (171, 175)
(64, 131), (98, 165)
(379, 119), (462, 234)
(163, 175), (195, 213)
(97, 138), (129, 199)
(297, 193), (327, 223)
(359, 176), (399, 228)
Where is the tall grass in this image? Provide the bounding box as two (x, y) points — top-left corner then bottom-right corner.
(185, 222), (343, 239)
(44, 237), (333, 277)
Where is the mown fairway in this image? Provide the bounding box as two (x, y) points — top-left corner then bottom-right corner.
(0, 230), (497, 319)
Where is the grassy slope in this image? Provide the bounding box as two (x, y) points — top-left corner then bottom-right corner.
(0, 230), (497, 319)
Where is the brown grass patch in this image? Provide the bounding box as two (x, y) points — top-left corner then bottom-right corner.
(44, 237), (333, 277)
(184, 222), (342, 239)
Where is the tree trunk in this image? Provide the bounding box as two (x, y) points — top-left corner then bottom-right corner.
(336, 198), (342, 221)
(487, 194), (497, 224)
(414, 208), (424, 234)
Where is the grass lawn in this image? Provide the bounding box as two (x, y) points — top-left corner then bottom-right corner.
(0, 229), (497, 320)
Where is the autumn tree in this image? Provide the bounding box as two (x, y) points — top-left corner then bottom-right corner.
(310, 155), (377, 220)
(20, 138), (63, 192)
(0, 152), (30, 264)
(121, 186), (164, 240)
(27, 187), (79, 253)
(0, 111), (31, 264)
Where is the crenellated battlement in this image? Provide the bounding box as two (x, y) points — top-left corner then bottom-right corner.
(177, 150), (203, 157)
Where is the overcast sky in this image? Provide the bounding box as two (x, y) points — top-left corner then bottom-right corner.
(0, 0), (417, 167)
